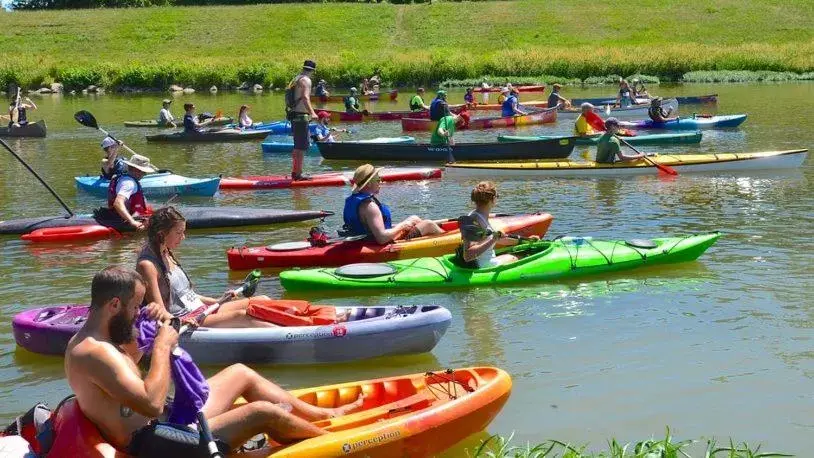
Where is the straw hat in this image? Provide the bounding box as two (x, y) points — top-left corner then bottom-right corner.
(351, 164), (383, 193)
(123, 154), (158, 173)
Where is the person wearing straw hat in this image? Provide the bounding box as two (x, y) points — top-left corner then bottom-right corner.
(596, 118), (645, 164)
(343, 164), (444, 245)
(497, 87), (509, 105)
(157, 99), (176, 128)
(104, 154), (158, 231)
(647, 97), (677, 123)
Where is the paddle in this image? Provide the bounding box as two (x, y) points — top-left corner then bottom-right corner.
(176, 269), (262, 336)
(615, 135), (678, 176)
(457, 214), (536, 242)
(0, 138), (76, 217)
(74, 110), (141, 157)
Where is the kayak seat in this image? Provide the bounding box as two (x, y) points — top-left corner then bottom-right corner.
(625, 239), (658, 249)
(246, 298), (336, 326)
(334, 263), (397, 278)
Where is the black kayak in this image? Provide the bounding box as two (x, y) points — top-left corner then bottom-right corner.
(0, 206), (332, 235)
(317, 137), (576, 162)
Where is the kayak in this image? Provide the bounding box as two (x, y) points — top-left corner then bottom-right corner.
(227, 213), (554, 269)
(0, 120), (46, 138)
(1, 207), (332, 237)
(555, 98), (679, 119)
(317, 137), (575, 162)
(314, 89), (399, 103)
(498, 131), (703, 146)
(13, 303), (451, 364)
(219, 167), (441, 190)
(401, 107), (557, 131)
(319, 109), (428, 122)
(261, 136), (416, 155)
(572, 94), (718, 106)
(123, 117), (233, 128)
(450, 100), (549, 111)
(472, 85), (546, 93)
(620, 114), (747, 130)
(146, 125), (281, 142)
(443, 150), (808, 177)
(280, 233), (721, 292)
(74, 172), (221, 197)
(46, 366), (510, 457)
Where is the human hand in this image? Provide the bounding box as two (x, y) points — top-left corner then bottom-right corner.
(527, 235), (540, 241)
(180, 316), (199, 329)
(218, 289), (238, 303)
(144, 302), (171, 321)
(156, 319), (180, 348)
(132, 221), (146, 231)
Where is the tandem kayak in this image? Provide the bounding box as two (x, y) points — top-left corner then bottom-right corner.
(145, 125), (283, 142)
(0, 120), (47, 138)
(443, 150), (809, 177)
(498, 131), (703, 146)
(261, 136), (416, 155)
(572, 94), (718, 106)
(219, 166), (441, 190)
(620, 114), (747, 130)
(46, 366), (510, 457)
(450, 100), (549, 111)
(472, 84), (546, 93)
(280, 233), (721, 292)
(401, 107), (558, 131)
(555, 98), (678, 119)
(75, 172), (221, 197)
(227, 213), (554, 269)
(318, 110), (428, 122)
(317, 137), (575, 162)
(13, 303), (451, 364)
(123, 117), (233, 127)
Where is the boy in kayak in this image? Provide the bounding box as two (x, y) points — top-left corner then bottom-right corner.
(647, 97), (677, 123)
(343, 164), (444, 244)
(595, 118), (645, 164)
(100, 136), (127, 180)
(547, 83), (570, 109)
(501, 88), (526, 117)
(157, 99), (176, 127)
(65, 266), (364, 455)
(182, 103), (208, 133)
(100, 154), (158, 231)
(312, 111), (339, 143)
(574, 103), (598, 137)
(410, 87), (430, 112)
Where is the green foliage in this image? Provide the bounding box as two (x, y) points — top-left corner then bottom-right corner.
(681, 70), (814, 83)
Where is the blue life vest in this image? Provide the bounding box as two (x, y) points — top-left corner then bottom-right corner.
(183, 114), (200, 133)
(547, 92), (561, 109)
(429, 98), (448, 121)
(501, 95), (518, 117)
(101, 157), (128, 180)
(342, 192), (392, 237)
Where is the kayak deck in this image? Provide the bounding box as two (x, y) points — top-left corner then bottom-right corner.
(220, 167), (442, 190)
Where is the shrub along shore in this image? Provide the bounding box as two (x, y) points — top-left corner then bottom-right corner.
(0, 0), (812, 91)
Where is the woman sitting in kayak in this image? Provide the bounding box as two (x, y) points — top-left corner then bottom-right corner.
(237, 104), (254, 128)
(457, 181), (537, 268)
(647, 97), (677, 123)
(343, 164), (444, 245)
(137, 206), (276, 328)
(616, 79), (635, 108)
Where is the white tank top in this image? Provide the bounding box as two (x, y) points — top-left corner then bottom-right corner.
(168, 266), (205, 316)
(469, 211), (501, 268)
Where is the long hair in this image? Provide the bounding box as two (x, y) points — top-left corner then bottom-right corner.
(145, 206), (186, 275)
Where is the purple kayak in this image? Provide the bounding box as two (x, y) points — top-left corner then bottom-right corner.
(12, 304), (451, 364)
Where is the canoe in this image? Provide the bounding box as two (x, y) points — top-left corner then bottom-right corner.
(498, 131), (703, 146)
(1, 207), (332, 236)
(74, 172), (221, 197)
(220, 166), (441, 190)
(13, 303), (451, 364)
(261, 136), (416, 155)
(472, 85), (546, 93)
(46, 366), (511, 457)
(145, 125), (280, 142)
(123, 117), (233, 128)
(280, 233), (720, 292)
(620, 114), (747, 130)
(320, 109), (429, 122)
(401, 107), (558, 131)
(572, 94), (718, 106)
(450, 100), (549, 111)
(317, 137), (576, 162)
(555, 98), (679, 119)
(444, 150), (808, 177)
(0, 120), (47, 138)
(314, 89), (399, 103)
(227, 213), (554, 269)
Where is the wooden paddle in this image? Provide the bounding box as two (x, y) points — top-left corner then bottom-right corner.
(615, 135), (678, 176)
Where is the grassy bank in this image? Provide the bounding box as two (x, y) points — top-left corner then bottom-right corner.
(0, 0), (812, 90)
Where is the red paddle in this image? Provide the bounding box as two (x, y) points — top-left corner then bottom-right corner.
(615, 135), (678, 176)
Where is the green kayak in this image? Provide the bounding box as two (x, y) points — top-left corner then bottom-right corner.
(280, 232), (720, 292)
(498, 131), (702, 146)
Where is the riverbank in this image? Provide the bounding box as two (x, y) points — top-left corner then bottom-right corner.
(0, 0), (812, 91)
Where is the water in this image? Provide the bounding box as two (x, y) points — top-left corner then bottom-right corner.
(1, 82), (812, 455)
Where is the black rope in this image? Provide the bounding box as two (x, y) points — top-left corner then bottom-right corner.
(424, 369), (474, 401)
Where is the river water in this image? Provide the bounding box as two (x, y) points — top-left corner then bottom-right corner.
(0, 82), (811, 455)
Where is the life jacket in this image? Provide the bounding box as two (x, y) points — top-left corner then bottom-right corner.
(429, 98), (448, 121)
(100, 157), (127, 180)
(342, 192), (392, 237)
(285, 75), (305, 120)
(182, 113), (200, 133)
(1, 402), (53, 455)
(648, 106), (668, 122)
(501, 95), (518, 117)
(246, 298), (337, 326)
(344, 96), (359, 112)
(547, 92), (561, 109)
(17, 106), (27, 124)
(409, 95), (425, 111)
(584, 111), (606, 131)
(107, 174), (147, 215)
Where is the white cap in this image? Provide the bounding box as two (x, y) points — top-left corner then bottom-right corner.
(100, 137), (118, 150)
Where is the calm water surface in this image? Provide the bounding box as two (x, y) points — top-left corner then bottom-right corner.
(0, 83), (812, 455)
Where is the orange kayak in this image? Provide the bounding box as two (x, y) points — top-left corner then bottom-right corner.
(46, 367), (512, 457)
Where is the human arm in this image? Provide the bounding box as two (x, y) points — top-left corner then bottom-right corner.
(136, 260), (174, 321)
(24, 98), (37, 110)
(300, 78), (317, 118)
(113, 197), (145, 230)
(358, 201), (418, 245)
(512, 100), (526, 116)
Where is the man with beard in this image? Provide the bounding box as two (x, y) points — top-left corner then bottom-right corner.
(65, 267), (363, 454)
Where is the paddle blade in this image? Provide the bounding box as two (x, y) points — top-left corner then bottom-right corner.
(74, 110), (99, 129)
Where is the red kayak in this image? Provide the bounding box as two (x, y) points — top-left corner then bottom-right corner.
(472, 85), (546, 93)
(321, 109), (430, 122)
(314, 89), (399, 103)
(227, 213), (553, 269)
(219, 167), (442, 190)
(401, 107), (557, 131)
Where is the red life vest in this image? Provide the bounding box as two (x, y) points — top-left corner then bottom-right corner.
(107, 175), (147, 215)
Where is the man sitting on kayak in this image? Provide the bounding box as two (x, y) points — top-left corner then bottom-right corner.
(429, 90), (450, 121)
(157, 99), (175, 127)
(100, 136), (127, 180)
(65, 266), (364, 455)
(501, 88), (527, 117)
(596, 118), (646, 164)
(547, 84), (570, 109)
(647, 97), (677, 123)
(574, 103), (599, 137)
(343, 164), (444, 245)
(100, 154), (158, 231)
(410, 87), (430, 112)
(182, 103), (207, 133)
(344, 87), (362, 114)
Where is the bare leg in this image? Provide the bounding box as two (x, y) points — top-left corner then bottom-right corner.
(216, 295), (270, 314)
(208, 401), (327, 449)
(202, 309), (277, 328)
(415, 219), (444, 236)
(493, 254), (518, 266)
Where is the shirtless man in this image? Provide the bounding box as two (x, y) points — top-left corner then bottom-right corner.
(65, 266), (362, 454)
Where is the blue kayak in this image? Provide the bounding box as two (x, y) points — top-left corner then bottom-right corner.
(231, 121), (320, 136)
(621, 114), (747, 130)
(261, 136), (417, 154)
(75, 172), (221, 197)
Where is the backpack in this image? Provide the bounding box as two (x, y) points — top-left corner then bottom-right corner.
(284, 75), (304, 121)
(1, 402), (53, 455)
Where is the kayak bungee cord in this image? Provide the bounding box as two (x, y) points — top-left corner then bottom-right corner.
(392, 257), (451, 283)
(425, 369), (475, 401)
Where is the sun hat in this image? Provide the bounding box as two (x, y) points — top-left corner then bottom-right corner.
(351, 164), (384, 193)
(100, 137), (118, 150)
(500, 87), (509, 94)
(349, 87), (358, 93)
(303, 60), (317, 71)
(604, 117), (620, 127)
(317, 111), (331, 119)
(123, 154), (158, 174)
(162, 99), (172, 105)
(580, 102), (594, 111)
(553, 83), (562, 90)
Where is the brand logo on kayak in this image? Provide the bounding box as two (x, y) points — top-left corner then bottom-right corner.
(332, 325), (347, 337)
(285, 327), (350, 341)
(341, 430), (401, 454)
(426, 147), (452, 152)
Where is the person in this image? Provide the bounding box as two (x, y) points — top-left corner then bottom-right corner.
(547, 83), (570, 109)
(100, 136), (127, 180)
(647, 97), (677, 123)
(501, 88), (526, 117)
(631, 78), (649, 99)
(103, 154), (158, 231)
(65, 266), (364, 455)
(409, 87), (430, 112)
(497, 87), (509, 105)
(360, 78), (374, 95)
(344, 87), (362, 114)
(616, 79), (634, 108)
(596, 118), (646, 164)
(574, 102), (598, 137)
(157, 99), (175, 127)
(182, 103), (206, 134)
(457, 181), (537, 268)
(369, 70), (381, 87)
(463, 87), (475, 106)
(314, 79), (329, 98)
(237, 104), (253, 128)
(429, 90), (450, 121)
(286, 59), (318, 181)
(343, 164), (444, 244)
(431, 112), (460, 146)
(480, 81), (491, 104)
(8, 96), (37, 127)
(312, 111), (338, 143)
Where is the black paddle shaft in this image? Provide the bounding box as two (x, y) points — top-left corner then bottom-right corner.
(0, 138), (75, 217)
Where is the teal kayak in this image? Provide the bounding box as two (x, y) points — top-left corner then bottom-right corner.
(75, 172), (220, 197)
(280, 233), (720, 292)
(498, 131), (702, 146)
(261, 136), (417, 155)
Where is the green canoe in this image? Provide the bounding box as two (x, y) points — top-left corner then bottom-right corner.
(498, 131), (702, 146)
(124, 117), (233, 128)
(280, 232), (720, 292)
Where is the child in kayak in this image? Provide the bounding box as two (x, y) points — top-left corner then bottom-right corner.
(99, 136), (127, 180)
(237, 104), (254, 128)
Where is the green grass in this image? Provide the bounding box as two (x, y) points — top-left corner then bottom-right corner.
(0, 0), (813, 89)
